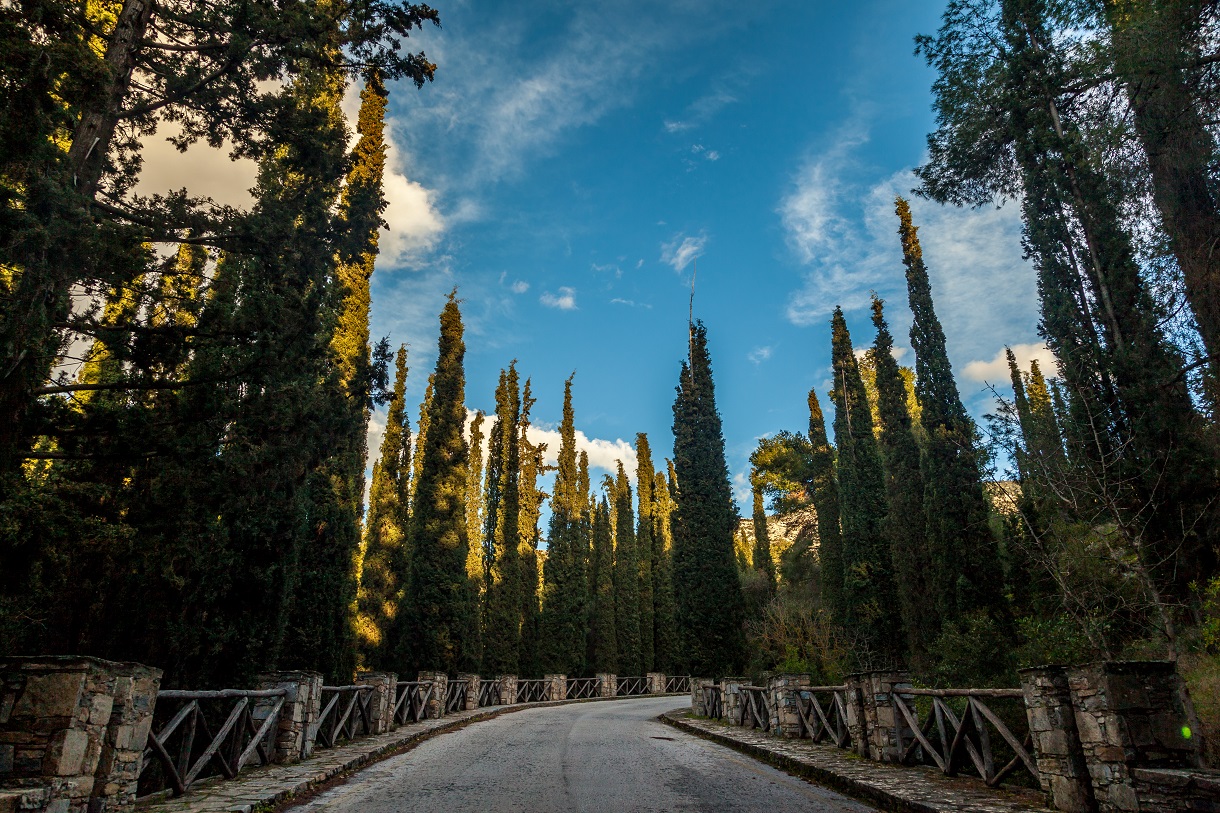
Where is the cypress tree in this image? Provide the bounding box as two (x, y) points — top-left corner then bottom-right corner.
(635, 433), (656, 672)
(651, 466), (678, 672)
(540, 375), (588, 675)
(807, 387), (843, 618)
(482, 366), (521, 676)
(750, 481), (777, 593)
(517, 380), (545, 677)
(613, 461), (643, 675)
(466, 410), (487, 587)
(830, 307), (903, 668)
(896, 198), (1010, 632)
(404, 292), (475, 673)
(671, 321), (746, 676)
(587, 495), (618, 673)
(356, 345), (411, 668)
(870, 297), (935, 670)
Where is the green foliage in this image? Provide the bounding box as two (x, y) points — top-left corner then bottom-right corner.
(587, 496), (618, 673)
(635, 433), (656, 673)
(807, 388), (843, 617)
(671, 321), (746, 676)
(481, 366), (522, 676)
(651, 467), (678, 672)
(613, 462), (643, 675)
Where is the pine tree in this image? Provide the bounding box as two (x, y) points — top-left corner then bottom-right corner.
(482, 366), (521, 676)
(357, 345), (411, 668)
(671, 321), (746, 676)
(870, 297), (935, 670)
(587, 495), (619, 673)
(807, 387), (843, 618)
(404, 292), (475, 674)
(613, 461), (643, 675)
(830, 307), (903, 668)
(635, 433), (656, 672)
(540, 375), (588, 675)
(896, 198), (1010, 634)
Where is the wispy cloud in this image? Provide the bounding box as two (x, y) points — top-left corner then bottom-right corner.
(748, 346), (773, 365)
(511, 280), (530, 294)
(541, 287), (578, 310)
(661, 232), (708, 273)
(610, 298), (652, 309)
(963, 343), (1059, 383)
(663, 83), (740, 133)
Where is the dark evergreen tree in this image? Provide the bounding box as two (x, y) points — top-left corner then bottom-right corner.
(807, 387), (843, 619)
(671, 321), (746, 676)
(635, 433), (656, 672)
(587, 495), (618, 673)
(404, 292), (475, 674)
(830, 308), (903, 668)
(651, 466), (678, 672)
(750, 482), (777, 593)
(517, 380), (546, 677)
(482, 366), (522, 676)
(612, 462), (643, 675)
(870, 297), (935, 670)
(540, 375), (588, 675)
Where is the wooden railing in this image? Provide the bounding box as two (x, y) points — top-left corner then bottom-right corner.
(700, 684), (723, 718)
(315, 685), (375, 748)
(894, 688), (1036, 788)
(741, 685), (771, 732)
(665, 675), (692, 693)
(516, 678), (548, 703)
(477, 680), (501, 706)
(566, 676), (601, 699)
(138, 688), (285, 798)
(616, 676), (648, 696)
(445, 679), (468, 714)
(393, 681), (433, 725)
(795, 685), (851, 748)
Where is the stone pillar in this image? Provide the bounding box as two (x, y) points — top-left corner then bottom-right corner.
(544, 675), (566, 702)
(856, 671), (913, 762)
(720, 679), (746, 726)
(1067, 661), (1203, 813)
(767, 674), (811, 738)
(458, 674), (480, 711)
(0, 656), (161, 813)
(842, 674), (870, 757)
(1020, 666), (1095, 813)
(354, 672), (396, 735)
(417, 672), (447, 719)
(497, 675), (518, 706)
(647, 673), (666, 694)
(691, 679), (712, 716)
(596, 674), (616, 698)
(255, 670), (324, 762)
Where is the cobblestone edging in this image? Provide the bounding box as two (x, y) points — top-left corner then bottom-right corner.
(660, 710), (1056, 813)
(136, 693), (688, 813)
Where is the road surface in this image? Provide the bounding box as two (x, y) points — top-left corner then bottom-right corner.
(286, 696), (875, 813)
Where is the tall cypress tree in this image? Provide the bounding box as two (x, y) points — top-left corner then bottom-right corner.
(404, 292), (475, 673)
(613, 461), (643, 675)
(807, 387), (843, 618)
(830, 307), (903, 668)
(751, 482), (776, 592)
(587, 495), (618, 673)
(651, 466), (677, 672)
(356, 345), (411, 668)
(466, 410), (487, 588)
(635, 433), (656, 672)
(671, 321), (745, 676)
(870, 297), (935, 669)
(482, 366), (521, 676)
(896, 198), (1010, 631)
(517, 380), (545, 677)
(540, 375), (588, 675)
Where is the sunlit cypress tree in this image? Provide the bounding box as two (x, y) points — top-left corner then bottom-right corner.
(635, 433), (656, 672)
(671, 321), (745, 675)
(482, 366), (521, 675)
(831, 307), (903, 667)
(517, 380), (545, 677)
(750, 482), (776, 593)
(807, 387), (843, 618)
(651, 465), (677, 672)
(466, 410), (487, 588)
(870, 297), (934, 669)
(404, 292), (475, 673)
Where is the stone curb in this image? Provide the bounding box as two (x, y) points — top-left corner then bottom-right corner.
(660, 710), (1055, 813)
(137, 693), (689, 813)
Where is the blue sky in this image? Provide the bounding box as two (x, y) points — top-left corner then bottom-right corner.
(137, 0), (1053, 511)
(357, 0), (1056, 507)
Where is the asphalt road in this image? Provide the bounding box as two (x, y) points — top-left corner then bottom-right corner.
(286, 696), (875, 813)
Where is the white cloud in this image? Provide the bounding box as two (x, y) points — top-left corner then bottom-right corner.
(661, 232), (708, 273)
(748, 346), (773, 364)
(664, 84), (739, 133)
(705, 150), (720, 162)
(525, 427), (637, 477)
(963, 343), (1059, 383)
(540, 287), (577, 310)
(135, 123), (257, 207)
(511, 280), (530, 294)
(610, 298), (652, 308)
(592, 262), (622, 279)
